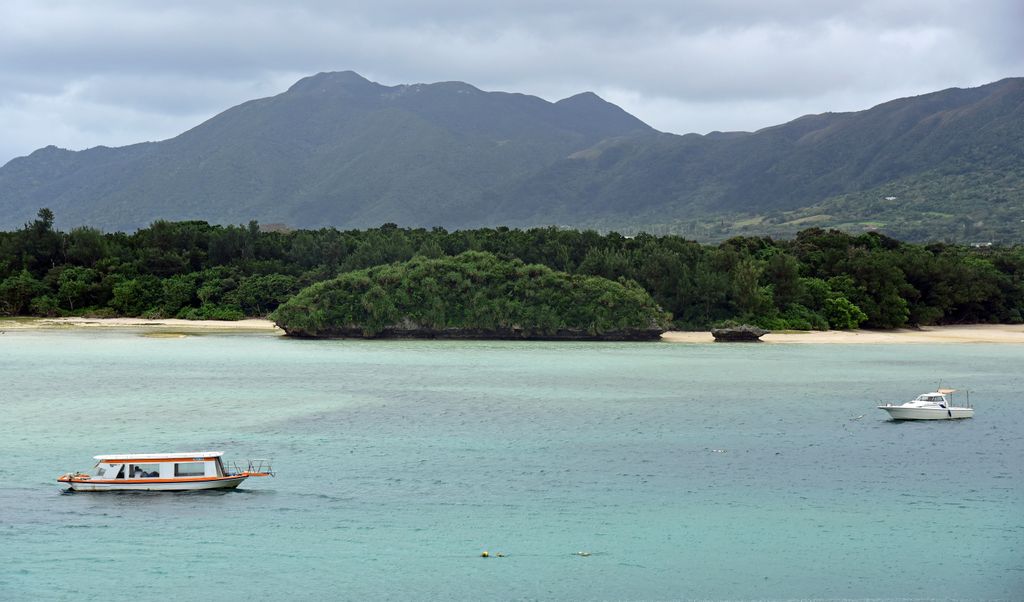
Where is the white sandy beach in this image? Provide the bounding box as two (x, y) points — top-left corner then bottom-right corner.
(0, 317), (282, 333)
(661, 324), (1024, 344)
(2, 318), (1024, 343)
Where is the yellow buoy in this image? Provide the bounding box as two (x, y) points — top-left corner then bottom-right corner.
(481, 550), (489, 558)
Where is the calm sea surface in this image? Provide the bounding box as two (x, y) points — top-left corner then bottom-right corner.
(0, 328), (1021, 601)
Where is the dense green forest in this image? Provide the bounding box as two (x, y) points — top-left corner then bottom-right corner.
(272, 252), (670, 339)
(2, 209), (1023, 330)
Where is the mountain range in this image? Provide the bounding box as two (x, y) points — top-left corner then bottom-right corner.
(1, 71), (1022, 242)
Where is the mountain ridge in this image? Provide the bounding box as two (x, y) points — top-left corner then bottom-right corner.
(1, 72), (1021, 241)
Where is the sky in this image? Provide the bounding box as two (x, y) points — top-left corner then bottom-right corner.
(1, 0), (1021, 165)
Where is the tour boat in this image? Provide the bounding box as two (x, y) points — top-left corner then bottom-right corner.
(877, 389), (974, 420)
(57, 451), (272, 491)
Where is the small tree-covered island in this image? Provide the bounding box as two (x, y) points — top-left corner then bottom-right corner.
(271, 252), (670, 339)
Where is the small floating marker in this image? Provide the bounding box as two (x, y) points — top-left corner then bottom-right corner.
(711, 449), (726, 453)
(495, 552), (505, 558)
(480, 550), (489, 558)
(574, 551), (591, 557)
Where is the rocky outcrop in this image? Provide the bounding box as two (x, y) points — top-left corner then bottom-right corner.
(711, 325), (768, 342)
(278, 322), (664, 341)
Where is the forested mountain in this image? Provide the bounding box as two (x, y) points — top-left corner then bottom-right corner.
(0, 71), (653, 232)
(0, 72), (1021, 241)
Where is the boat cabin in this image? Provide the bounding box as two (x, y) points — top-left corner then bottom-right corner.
(915, 393), (949, 404)
(91, 452), (227, 480)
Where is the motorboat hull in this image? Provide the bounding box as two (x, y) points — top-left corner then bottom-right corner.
(61, 475), (248, 492)
(877, 406), (974, 420)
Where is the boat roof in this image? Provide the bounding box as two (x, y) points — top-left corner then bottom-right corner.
(937, 388), (957, 394)
(93, 451), (224, 461)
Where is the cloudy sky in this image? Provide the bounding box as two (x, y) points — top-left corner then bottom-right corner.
(1, 0), (1021, 165)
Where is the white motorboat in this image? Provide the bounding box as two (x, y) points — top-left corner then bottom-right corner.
(57, 451), (273, 491)
(877, 389), (974, 420)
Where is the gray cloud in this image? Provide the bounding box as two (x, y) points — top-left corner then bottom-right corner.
(1, 0), (1021, 164)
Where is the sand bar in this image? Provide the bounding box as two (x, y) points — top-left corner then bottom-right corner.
(662, 324), (1024, 344)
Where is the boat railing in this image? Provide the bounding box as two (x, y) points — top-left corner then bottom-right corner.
(939, 386), (972, 408)
(949, 390), (972, 408)
(226, 459), (274, 477)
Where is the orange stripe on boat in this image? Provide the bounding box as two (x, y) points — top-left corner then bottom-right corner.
(67, 475), (246, 484)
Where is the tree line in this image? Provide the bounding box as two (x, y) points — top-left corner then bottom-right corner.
(2, 209), (1022, 329)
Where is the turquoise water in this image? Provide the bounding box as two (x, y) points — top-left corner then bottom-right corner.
(1, 329), (1022, 600)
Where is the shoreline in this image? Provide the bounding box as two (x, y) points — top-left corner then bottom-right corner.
(0, 317), (282, 333)
(2, 318), (1023, 343)
(661, 324), (1024, 344)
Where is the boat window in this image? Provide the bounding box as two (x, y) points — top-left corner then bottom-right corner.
(174, 462), (206, 477)
(130, 463), (160, 478)
(113, 465), (125, 479)
(96, 466), (107, 477)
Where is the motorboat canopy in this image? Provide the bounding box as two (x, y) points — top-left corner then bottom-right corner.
(94, 451), (224, 461)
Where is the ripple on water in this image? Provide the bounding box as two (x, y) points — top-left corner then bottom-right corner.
(1, 334), (1023, 600)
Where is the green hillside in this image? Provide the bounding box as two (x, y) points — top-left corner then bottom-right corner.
(506, 78), (1024, 242)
